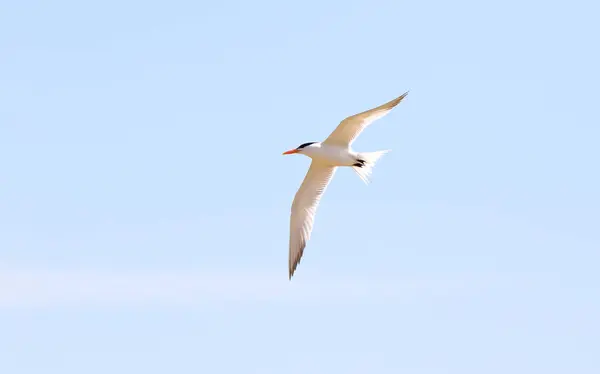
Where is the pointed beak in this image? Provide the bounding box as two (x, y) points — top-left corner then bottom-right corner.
(282, 149), (299, 155)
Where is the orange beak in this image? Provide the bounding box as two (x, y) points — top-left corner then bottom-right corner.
(282, 149), (299, 155)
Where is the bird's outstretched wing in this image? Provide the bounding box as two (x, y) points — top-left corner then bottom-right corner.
(289, 162), (336, 279)
(323, 91), (408, 147)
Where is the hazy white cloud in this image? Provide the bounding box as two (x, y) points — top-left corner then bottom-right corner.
(0, 263), (492, 308)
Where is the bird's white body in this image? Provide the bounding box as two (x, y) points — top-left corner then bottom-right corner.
(283, 91), (408, 279)
(299, 143), (357, 166)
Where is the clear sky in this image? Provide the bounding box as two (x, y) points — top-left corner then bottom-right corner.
(1, 0), (599, 373)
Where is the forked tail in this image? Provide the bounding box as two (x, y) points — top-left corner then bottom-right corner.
(352, 150), (390, 184)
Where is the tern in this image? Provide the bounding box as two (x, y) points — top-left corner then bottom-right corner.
(283, 91), (409, 279)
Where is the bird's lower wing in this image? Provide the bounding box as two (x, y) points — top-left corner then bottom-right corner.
(289, 162), (337, 279)
(323, 91), (408, 147)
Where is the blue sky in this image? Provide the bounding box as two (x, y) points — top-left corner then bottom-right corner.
(1, 0), (599, 372)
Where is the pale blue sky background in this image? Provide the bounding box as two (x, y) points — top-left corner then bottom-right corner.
(1, 0), (599, 373)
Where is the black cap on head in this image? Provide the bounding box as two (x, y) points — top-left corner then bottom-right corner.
(297, 142), (316, 149)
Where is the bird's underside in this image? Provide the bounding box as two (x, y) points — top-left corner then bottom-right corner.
(287, 91), (408, 279)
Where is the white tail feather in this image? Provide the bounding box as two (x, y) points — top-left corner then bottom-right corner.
(352, 150), (390, 184)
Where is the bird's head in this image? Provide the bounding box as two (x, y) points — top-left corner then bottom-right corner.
(282, 142), (319, 156)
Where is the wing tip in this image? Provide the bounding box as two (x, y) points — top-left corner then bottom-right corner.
(288, 249), (303, 280)
(382, 90), (409, 110)
(288, 265), (297, 280)
(395, 90), (409, 104)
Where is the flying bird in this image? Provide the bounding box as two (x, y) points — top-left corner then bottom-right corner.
(283, 91), (409, 279)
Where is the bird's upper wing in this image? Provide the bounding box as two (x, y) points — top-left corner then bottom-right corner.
(323, 91), (409, 147)
(289, 162), (337, 279)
